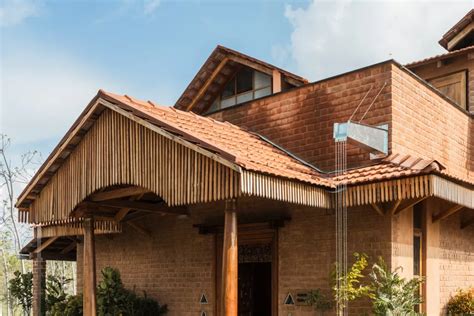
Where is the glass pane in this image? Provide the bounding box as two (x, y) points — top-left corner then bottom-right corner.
(236, 91), (253, 104)
(413, 235), (421, 276)
(221, 97), (236, 108)
(255, 71), (271, 89)
(254, 86), (271, 99)
(236, 68), (253, 94)
(222, 78), (235, 98)
(207, 99), (219, 113)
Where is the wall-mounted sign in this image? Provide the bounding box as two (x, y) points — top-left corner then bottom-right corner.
(284, 293), (295, 305)
(200, 293), (208, 304)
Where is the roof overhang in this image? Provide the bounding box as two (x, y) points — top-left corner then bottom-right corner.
(439, 9), (474, 51)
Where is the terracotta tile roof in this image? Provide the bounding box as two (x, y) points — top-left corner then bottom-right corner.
(100, 90), (333, 188)
(332, 153), (445, 185)
(405, 45), (474, 68)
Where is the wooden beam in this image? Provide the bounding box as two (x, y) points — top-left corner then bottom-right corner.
(95, 200), (187, 215)
(393, 197), (427, 216)
(272, 69), (282, 93)
(447, 22), (474, 51)
(114, 194), (145, 222)
(186, 57), (229, 111)
(60, 241), (77, 254)
(370, 203), (385, 216)
(89, 187), (149, 202)
(432, 205), (464, 223)
(33, 237), (59, 254)
(83, 218), (97, 316)
(221, 200), (238, 316)
(461, 216), (474, 229)
(389, 200), (402, 215)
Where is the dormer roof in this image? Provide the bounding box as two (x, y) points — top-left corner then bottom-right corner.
(439, 9), (474, 51)
(174, 45), (308, 113)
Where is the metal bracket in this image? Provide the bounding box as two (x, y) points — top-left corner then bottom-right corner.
(333, 121), (388, 155)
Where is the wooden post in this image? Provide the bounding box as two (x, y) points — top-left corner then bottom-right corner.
(221, 200), (238, 316)
(272, 69), (282, 93)
(83, 217), (97, 316)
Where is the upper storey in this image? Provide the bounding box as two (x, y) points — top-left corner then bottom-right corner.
(174, 45), (308, 113)
(407, 10), (474, 113)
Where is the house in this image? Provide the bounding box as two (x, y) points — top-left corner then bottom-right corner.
(18, 9), (473, 316)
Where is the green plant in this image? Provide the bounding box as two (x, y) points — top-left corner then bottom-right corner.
(46, 274), (71, 312)
(306, 289), (331, 314)
(129, 292), (168, 316)
(8, 271), (33, 315)
(332, 252), (372, 311)
(50, 294), (83, 316)
(369, 257), (423, 316)
(446, 288), (474, 315)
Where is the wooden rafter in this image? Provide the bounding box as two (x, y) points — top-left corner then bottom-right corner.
(114, 193), (145, 222)
(370, 203), (385, 216)
(393, 197), (427, 216)
(90, 187), (149, 202)
(389, 200), (402, 215)
(33, 237), (59, 254)
(185, 57), (229, 111)
(93, 200), (187, 215)
(60, 241), (77, 254)
(432, 204), (464, 223)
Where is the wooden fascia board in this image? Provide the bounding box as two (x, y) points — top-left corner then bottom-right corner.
(16, 97), (103, 207)
(185, 57), (229, 111)
(447, 22), (474, 51)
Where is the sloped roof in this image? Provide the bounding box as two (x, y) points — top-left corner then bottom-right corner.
(439, 9), (474, 50)
(174, 45), (308, 113)
(405, 45), (474, 68)
(333, 153), (445, 185)
(100, 91), (331, 187)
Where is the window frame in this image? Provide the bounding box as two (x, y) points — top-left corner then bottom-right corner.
(211, 67), (273, 111)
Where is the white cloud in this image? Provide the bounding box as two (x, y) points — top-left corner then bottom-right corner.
(0, 0), (41, 27)
(284, 0), (473, 80)
(143, 0), (161, 15)
(0, 44), (120, 145)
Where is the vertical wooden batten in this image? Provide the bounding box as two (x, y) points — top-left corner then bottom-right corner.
(83, 217), (97, 316)
(272, 69), (282, 93)
(221, 200), (238, 316)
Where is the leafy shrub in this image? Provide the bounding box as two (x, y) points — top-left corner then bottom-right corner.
(8, 271), (33, 315)
(332, 252), (372, 311)
(306, 288), (331, 314)
(50, 294), (83, 316)
(369, 257), (423, 316)
(45, 274), (71, 312)
(446, 288), (474, 315)
(129, 293), (169, 316)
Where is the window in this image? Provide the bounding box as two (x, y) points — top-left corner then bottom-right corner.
(428, 71), (467, 110)
(413, 203), (424, 312)
(208, 67), (272, 112)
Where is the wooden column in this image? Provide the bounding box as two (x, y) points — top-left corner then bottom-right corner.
(221, 200), (238, 316)
(83, 217), (97, 316)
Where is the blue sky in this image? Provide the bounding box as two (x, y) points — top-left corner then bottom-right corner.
(1, 0), (472, 160)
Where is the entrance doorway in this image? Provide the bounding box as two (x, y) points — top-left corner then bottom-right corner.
(238, 262), (272, 316)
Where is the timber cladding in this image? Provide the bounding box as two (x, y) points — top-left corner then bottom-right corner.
(28, 108), (241, 225)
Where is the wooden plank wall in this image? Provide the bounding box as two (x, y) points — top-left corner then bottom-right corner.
(27, 109), (240, 225)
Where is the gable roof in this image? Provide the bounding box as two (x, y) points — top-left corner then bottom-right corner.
(439, 9), (474, 51)
(16, 89), (332, 210)
(174, 45), (308, 113)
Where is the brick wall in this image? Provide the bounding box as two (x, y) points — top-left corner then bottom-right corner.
(278, 205), (392, 315)
(391, 64), (473, 181)
(77, 215), (216, 316)
(438, 208), (474, 313)
(209, 63), (393, 171)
